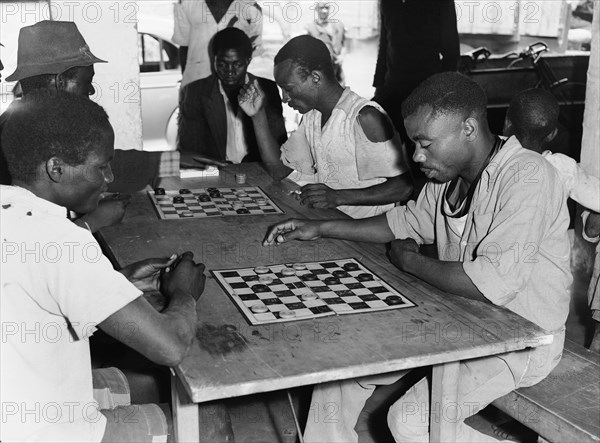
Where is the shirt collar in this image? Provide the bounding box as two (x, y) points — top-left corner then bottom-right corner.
(218, 74), (250, 102)
(0, 185), (69, 218)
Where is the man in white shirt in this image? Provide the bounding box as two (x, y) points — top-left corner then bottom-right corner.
(1, 91), (205, 442)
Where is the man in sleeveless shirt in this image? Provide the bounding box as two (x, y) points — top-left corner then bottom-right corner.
(239, 35), (413, 219)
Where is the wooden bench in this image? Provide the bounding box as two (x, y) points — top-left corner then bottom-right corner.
(493, 339), (600, 442)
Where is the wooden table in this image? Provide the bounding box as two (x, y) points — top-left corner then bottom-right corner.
(98, 163), (554, 442)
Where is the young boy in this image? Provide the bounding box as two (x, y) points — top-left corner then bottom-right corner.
(505, 88), (600, 352)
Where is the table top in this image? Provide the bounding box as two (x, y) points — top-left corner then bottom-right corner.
(98, 163), (553, 403)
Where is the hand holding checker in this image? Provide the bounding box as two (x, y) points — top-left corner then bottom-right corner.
(263, 219), (322, 246)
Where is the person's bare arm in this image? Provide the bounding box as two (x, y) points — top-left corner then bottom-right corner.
(99, 252), (205, 366)
(239, 80), (292, 180)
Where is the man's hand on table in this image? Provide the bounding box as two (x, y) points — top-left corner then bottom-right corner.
(263, 219), (322, 245)
(389, 238), (420, 272)
(238, 79), (266, 117)
(296, 183), (341, 209)
(180, 152), (229, 169)
(160, 251), (206, 301)
(77, 193), (131, 232)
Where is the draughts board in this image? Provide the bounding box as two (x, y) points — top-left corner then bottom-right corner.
(148, 187), (284, 219)
(212, 258), (416, 325)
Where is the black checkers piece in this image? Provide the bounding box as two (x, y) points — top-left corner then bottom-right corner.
(198, 194), (211, 202)
(332, 270), (350, 278)
(386, 295), (403, 305)
(154, 187), (166, 195)
(252, 284), (270, 293)
(179, 188), (192, 194)
(207, 188), (218, 192)
(300, 273), (318, 281)
(236, 208), (251, 214)
(323, 277), (340, 285)
(357, 273), (374, 282)
(343, 262), (359, 271)
(173, 196), (185, 204)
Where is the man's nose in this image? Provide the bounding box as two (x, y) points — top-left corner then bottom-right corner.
(281, 90), (290, 103)
(104, 164), (114, 184)
(413, 148), (426, 164)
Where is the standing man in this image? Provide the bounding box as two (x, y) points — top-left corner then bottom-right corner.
(374, 0), (459, 194)
(174, 0), (263, 88)
(178, 27), (286, 165)
(263, 72), (571, 442)
(239, 35), (413, 219)
(305, 2), (346, 85)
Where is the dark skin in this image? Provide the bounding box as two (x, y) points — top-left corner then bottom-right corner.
(238, 60), (413, 208)
(17, 134), (206, 367)
(262, 105), (498, 302)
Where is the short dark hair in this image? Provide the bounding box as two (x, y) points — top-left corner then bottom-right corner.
(2, 90), (111, 184)
(274, 35), (335, 80)
(212, 27), (253, 59)
(506, 88), (559, 148)
(402, 72), (488, 121)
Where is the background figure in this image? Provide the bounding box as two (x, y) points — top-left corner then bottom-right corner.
(177, 27), (286, 166)
(305, 2), (346, 85)
(373, 0), (459, 193)
(174, 0), (263, 88)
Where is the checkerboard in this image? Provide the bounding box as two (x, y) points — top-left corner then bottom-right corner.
(212, 258), (416, 325)
(148, 187), (284, 219)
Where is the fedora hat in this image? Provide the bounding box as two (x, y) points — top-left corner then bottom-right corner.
(6, 20), (106, 82)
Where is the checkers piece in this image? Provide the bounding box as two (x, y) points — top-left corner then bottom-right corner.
(386, 295), (403, 305)
(251, 304), (269, 314)
(293, 263), (307, 271)
(258, 275), (273, 284)
(281, 267), (296, 276)
(300, 272), (318, 281)
(332, 270), (350, 278)
(236, 191), (248, 197)
(207, 188), (218, 192)
(343, 262), (360, 271)
(173, 196), (184, 204)
(179, 188), (192, 194)
(279, 310), (296, 319)
(236, 208), (250, 214)
(198, 194), (211, 202)
(232, 201), (244, 210)
(254, 266), (270, 274)
(256, 198), (268, 206)
(154, 187), (166, 195)
(324, 277), (340, 285)
(357, 273), (374, 281)
(181, 211), (194, 218)
(301, 292), (318, 301)
(252, 284), (270, 293)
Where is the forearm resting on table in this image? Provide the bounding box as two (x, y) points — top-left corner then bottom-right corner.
(335, 173), (413, 206)
(252, 110), (292, 180)
(321, 214), (395, 243)
(403, 253), (487, 302)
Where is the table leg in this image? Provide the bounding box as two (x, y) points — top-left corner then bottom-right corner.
(171, 372), (200, 442)
(430, 361), (460, 443)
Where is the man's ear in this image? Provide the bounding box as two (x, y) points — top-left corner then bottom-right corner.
(544, 127), (558, 143)
(463, 117), (478, 140)
(46, 157), (65, 183)
(311, 70), (321, 85)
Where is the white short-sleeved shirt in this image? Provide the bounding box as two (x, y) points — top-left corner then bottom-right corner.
(542, 150), (600, 213)
(173, 0), (263, 87)
(0, 186), (142, 442)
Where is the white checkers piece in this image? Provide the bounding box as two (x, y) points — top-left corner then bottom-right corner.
(181, 211), (194, 217)
(256, 198), (268, 206)
(235, 173), (247, 184)
(236, 191), (248, 198)
(281, 267), (296, 276)
(279, 310), (296, 319)
(254, 266), (270, 274)
(259, 275), (274, 284)
(301, 291), (318, 301)
(292, 263), (307, 271)
(251, 304), (268, 314)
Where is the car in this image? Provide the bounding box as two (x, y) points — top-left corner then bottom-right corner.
(137, 14), (181, 151)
